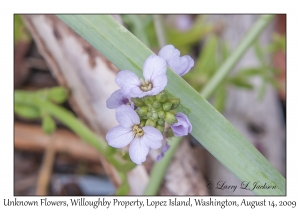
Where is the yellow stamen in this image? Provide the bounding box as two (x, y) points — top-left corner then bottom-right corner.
(132, 125), (144, 137)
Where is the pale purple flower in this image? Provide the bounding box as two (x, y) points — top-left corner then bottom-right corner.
(115, 55), (167, 98)
(106, 105), (163, 164)
(106, 89), (131, 109)
(170, 112), (192, 136)
(156, 142), (170, 161)
(158, 45), (194, 76)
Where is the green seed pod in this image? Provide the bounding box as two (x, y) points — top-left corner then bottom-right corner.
(143, 95), (155, 106)
(137, 106), (148, 116)
(140, 120), (146, 127)
(155, 91), (167, 103)
(49, 87), (68, 104)
(131, 98), (145, 107)
(165, 112), (178, 125)
(14, 104), (40, 119)
(145, 119), (156, 127)
(157, 110), (165, 119)
(152, 100), (161, 109)
(156, 125), (165, 133)
(162, 102), (172, 111)
(157, 119), (165, 126)
(42, 115), (56, 135)
(168, 98), (180, 109)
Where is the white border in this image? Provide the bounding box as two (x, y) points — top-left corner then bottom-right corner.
(1, 0), (299, 209)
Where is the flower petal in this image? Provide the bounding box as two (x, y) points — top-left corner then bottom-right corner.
(116, 105), (140, 127)
(142, 126), (163, 149)
(183, 55), (194, 73)
(106, 89), (129, 109)
(150, 74), (168, 95)
(171, 112), (192, 136)
(158, 45), (180, 61)
(115, 70), (141, 97)
(129, 138), (150, 164)
(143, 55), (167, 81)
(168, 56), (190, 76)
(130, 86), (146, 98)
(106, 125), (134, 148)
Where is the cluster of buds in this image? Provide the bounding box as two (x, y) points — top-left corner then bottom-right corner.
(133, 91), (180, 133)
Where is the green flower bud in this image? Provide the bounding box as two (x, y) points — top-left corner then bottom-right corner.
(145, 119), (156, 127)
(164, 112), (178, 125)
(152, 100), (161, 109)
(137, 106), (148, 116)
(147, 112), (152, 119)
(157, 110), (165, 119)
(143, 95), (155, 106)
(156, 91), (167, 102)
(157, 119), (165, 126)
(162, 102), (172, 111)
(150, 112), (158, 121)
(140, 120), (146, 127)
(156, 125), (165, 133)
(49, 87), (68, 104)
(131, 98), (145, 107)
(42, 115), (56, 134)
(14, 104), (40, 119)
(168, 98), (180, 109)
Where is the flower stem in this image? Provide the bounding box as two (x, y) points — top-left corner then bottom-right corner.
(143, 136), (182, 195)
(200, 14), (275, 99)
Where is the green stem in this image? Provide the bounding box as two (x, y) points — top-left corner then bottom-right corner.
(143, 137), (182, 195)
(200, 15), (274, 98)
(153, 15), (167, 48)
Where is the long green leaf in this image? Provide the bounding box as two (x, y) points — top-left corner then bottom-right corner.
(57, 15), (285, 195)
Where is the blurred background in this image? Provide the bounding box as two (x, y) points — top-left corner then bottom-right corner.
(14, 14), (286, 196)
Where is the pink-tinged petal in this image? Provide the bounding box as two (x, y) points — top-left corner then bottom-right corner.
(158, 45), (180, 61)
(150, 74), (168, 95)
(129, 138), (150, 164)
(143, 55), (167, 81)
(168, 56), (190, 76)
(142, 126), (163, 149)
(115, 70), (141, 97)
(116, 105), (140, 127)
(170, 112), (192, 136)
(106, 89), (129, 109)
(106, 125), (134, 148)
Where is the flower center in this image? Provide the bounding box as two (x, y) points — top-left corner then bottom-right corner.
(132, 124), (144, 137)
(140, 78), (153, 92)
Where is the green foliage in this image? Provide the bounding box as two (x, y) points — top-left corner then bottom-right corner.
(49, 86), (68, 104)
(267, 33), (286, 53)
(165, 15), (213, 54)
(14, 104), (40, 119)
(42, 115), (56, 134)
(14, 87), (135, 194)
(14, 15), (31, 44)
